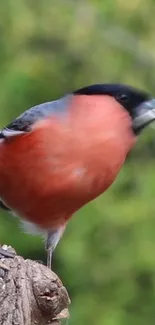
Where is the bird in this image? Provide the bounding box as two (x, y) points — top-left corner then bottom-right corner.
(0, 83), (155, 269)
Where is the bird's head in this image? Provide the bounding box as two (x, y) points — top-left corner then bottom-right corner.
(74, 84), (155, 134)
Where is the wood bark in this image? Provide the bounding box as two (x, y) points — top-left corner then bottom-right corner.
(0, 246), (70, 325)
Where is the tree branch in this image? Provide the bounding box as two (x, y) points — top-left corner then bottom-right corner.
(0, 246), (70, 325)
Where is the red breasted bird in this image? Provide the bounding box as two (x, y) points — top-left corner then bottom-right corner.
(0, 83), (155, 268)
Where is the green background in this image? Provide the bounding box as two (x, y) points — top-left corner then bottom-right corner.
(1, 1), (155, 324)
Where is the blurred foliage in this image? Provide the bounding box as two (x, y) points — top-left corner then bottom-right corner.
(1, 0), (155, 324)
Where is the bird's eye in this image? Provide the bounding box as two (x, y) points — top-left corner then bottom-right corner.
(116, 93), (129, 103)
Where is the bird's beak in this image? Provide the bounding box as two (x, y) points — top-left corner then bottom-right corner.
(133, 98), (155, 133)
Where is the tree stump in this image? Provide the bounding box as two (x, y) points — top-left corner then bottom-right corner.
(0, 245), (70, 325)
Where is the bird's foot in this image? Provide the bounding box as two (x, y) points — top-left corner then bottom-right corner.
(0, 245), (15, 259)
(35, 260), (44, 265)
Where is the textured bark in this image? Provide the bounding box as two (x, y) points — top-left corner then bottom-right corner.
(0, 246), (70, 325)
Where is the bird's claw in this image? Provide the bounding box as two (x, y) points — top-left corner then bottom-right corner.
(0, 246), (15, 259)
(35, 260), (44, 265)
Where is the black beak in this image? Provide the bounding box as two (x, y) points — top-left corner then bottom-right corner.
(133, 99), (155, 133)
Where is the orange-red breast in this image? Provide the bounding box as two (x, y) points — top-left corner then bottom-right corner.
(0, 83), (155, 268)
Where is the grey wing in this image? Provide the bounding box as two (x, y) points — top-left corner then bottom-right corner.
(1, 95), (71, 138)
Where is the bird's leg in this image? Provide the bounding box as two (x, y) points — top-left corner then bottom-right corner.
(46, 246), (53, 270)
(46, 224), (66, 269)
